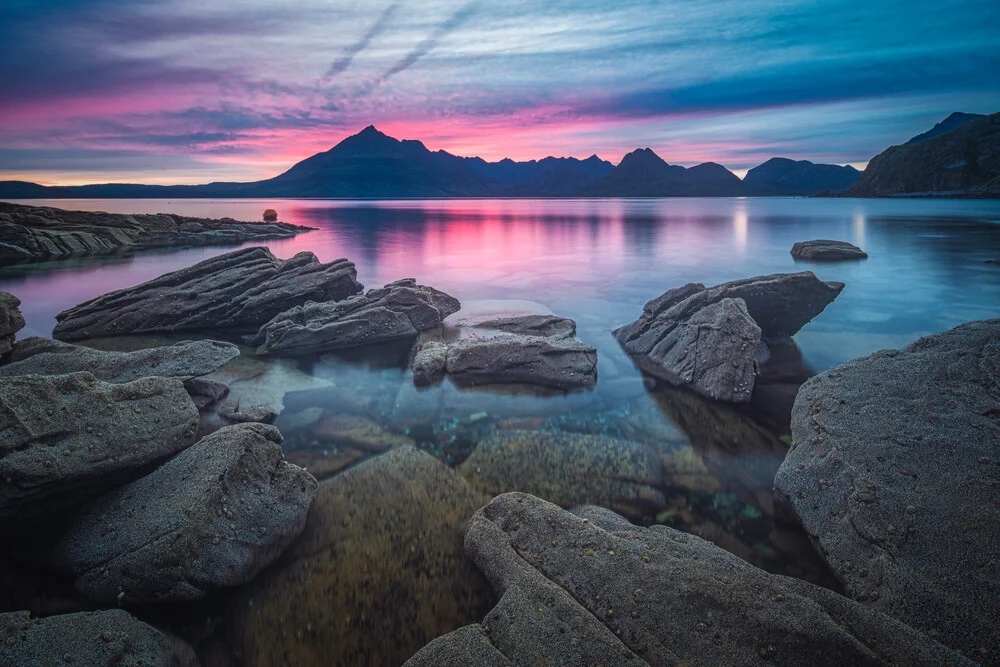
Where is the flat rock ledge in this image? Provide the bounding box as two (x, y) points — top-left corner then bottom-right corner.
(774, 318), (1000, 660)
(48, 423), (316, 603)
(0, 609), (198, 666)
(52, 246), (363, 341)
(614, 273), (842, 402)
(0, 201), (312, 264)
(791, 239), (869, 261)
(405, 493), (970, 667)
(412, 314), (598, 390)
(253, 278), (461, 355)
(0, 337), (239, 383)
(0, 291), (25, 358)
(0, 372), (199, 524)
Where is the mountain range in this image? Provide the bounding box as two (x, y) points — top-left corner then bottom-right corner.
(1, 112), (995, 199)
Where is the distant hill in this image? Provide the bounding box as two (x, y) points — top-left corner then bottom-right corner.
(463, 155), (614, 196)
(845, 112), (1000, 197)
(905, 112), (984, 145)
(582, 148), (746, 196)
(743, 158), (860, 195)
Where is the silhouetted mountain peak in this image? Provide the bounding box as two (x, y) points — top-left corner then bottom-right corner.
(905, 112), (984, 145)
(618, 147), (669, 168)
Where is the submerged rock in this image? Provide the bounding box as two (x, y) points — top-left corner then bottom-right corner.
(219, 401), (278, 425)
(405, 493), (971, 667)
(222, 447), (493, 667)
(791, 239), (868, 261)
(0, 609), (198, 666)
(0, 373), (199, 524)
(253, 278), (460, 355)
(0, 337), (239, 383)
(52, 247), (362, 341)
(49, 423), (316, 603)
(311, 415), (414, 452)
(0, 291), (25, 357)
(459, 430), (664, 518)
(774, 319), (1000, 659)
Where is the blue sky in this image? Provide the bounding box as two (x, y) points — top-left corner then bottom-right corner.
(0, 0), (997, 184)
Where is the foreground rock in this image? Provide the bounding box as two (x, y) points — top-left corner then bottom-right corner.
(0, 201), (312, 264)
(49, 423), (316, 603)
(0, 291), (25, 357)
(791, 239), (868, 260)
(53, 247), (362, 341)
(253, 278), (460, 354)
(414, 314), (598, 389)
(0, 609), (198, 666)
(221, 447), (492, 667)
(0, 337), (239, 382)
(0, 373), (199, 524)
(774, 319), (1000, 660)
(614, 273), (842, 401)
(406, 493), (970, 666)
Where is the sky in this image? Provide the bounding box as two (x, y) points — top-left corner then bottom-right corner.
(0, 0), (998, 185)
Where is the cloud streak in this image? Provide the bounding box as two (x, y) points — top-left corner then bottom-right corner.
(324, 3), (399, 81)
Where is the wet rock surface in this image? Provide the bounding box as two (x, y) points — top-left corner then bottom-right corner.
(0, 291), (25, 358)
(48, 423), (316, 603)
(0, 201), (312, 264)
(0, 609), (198, 666)
(52, 247), (362, 341)
(774, 318), (1000, 660)
(221, 447), (493, 667)
(253, 278), (461, 355)
(406, 493), (971, 667)
(791, 239), (868, 261)
(218, 401), (278, 425)
(0, 372), (199, 524)
(0, 337), (239, 383)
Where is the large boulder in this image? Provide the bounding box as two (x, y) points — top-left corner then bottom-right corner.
(0, 337), (239, 383)
(0, 291), (25, 357)
(0, 373), (199, 524)
(415, 315), (598, 390)
(52, 247), (362, 341)
(253, 278), (460, 355)
(405, 493), (970, 666)
(221, 447), (493, 667)
(614, 273), (842, 401)
(48, 423), (316, 603)
(0, 609), (198, 666)
(774, 319), (1000, 660)
(791, 239), (868, 261)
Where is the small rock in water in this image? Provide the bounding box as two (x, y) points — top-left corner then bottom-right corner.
(263, 208), (278, 222)
(791, 239), (868, 261)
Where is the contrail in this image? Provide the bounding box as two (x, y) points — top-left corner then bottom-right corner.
(377, 2), (478, 84)
(323, 2), (399, 82)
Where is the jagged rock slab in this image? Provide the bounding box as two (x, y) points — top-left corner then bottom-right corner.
(253, 278), (460, 355)
(219, 402), (278, 425)
(405, 493), (971, 667)
(414, 314), (598, 390)
(0, 372), (199, 524)
(791, 239), (868, 261)
(0, 201), (313, 264)
(458, 430), (664, 518)
(774, 319), (1000, 660)
(0, 291), (25, 357)
(0, 609), (198, 666)
(0, 337), (239, 382)
(221, 447), (493, 667)
(49, 423), (316, 603)
(52, 247), (362, 341)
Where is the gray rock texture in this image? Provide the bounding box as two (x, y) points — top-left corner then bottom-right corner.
(52, 247), (362, 341)
(183, 378), (230, 410)
(412, 340), (448, 386)
(774, 319), (1000, 660)
(0, 372), (199, 524)
(791, 239), (868, 261)
(49, 423), (317, 603)
(0, 201), (312, 264)
(0, 291), (25, 357)
(405, 493), (971, 667)
(0, 609), (198, 666)
(0, 337), (239, 383)
(253, 278), (460, 355)
(219, 402), (278, 425)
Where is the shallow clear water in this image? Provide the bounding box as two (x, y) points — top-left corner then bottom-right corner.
(3, 197), (1000, 587)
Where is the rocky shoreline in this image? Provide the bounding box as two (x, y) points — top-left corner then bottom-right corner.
(0, 202), (314, 264)
(1, 244), (997, 665)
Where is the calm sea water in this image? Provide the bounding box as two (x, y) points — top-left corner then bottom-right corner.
(2, 197), (1000, 588)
